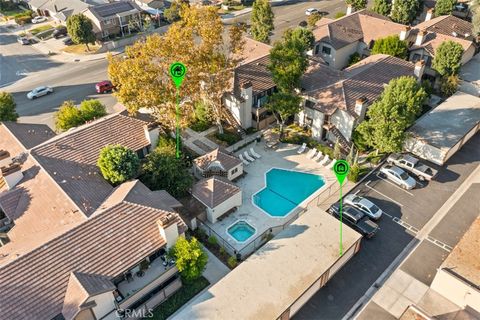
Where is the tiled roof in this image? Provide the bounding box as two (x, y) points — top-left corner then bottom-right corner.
(233, 55), (275, 97)
(2, 122), (56, 150)
(0, 200), (185, 320)
(237, 37), (272, 64)
(0, 187), (27, 221)
(192, 176), (241, 208)
(30, 114), (151, 216)
(313, 10), (405, 49)
(303, 55), (415, 118)
(193, 148), (242, 172)
(88, 1), (140, 20)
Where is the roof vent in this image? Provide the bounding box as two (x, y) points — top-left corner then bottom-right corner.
(452, 32), (458, 37)
(465, 33), (470, 38)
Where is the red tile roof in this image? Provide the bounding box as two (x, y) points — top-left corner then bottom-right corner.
(192, 175), (241, 208)
(193, 148), (242, 172)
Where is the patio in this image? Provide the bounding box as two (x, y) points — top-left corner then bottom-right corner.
(201, 142), (337, 257)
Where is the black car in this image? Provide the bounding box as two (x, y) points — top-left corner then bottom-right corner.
(328, 203), (379, 238)
(17, 37), (31, 45)
(53, 26), (68, 39)
(62, 36), (73, 45)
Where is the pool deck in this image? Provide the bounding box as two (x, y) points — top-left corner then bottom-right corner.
(202, 142), (338, 256)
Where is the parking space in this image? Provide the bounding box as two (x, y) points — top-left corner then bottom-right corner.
(295, 133), (480, 320)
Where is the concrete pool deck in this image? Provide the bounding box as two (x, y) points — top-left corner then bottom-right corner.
(201, 142), (338, 256)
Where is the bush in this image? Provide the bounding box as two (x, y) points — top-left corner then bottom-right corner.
(169, 237), (208, 283)
(440, 74), (459, 97)
(207, 235), (218, 247)
(54, 99), (106, 131)
(348, 163), (360, 182)
(0, 91), (18, 121)
(14, 11), (32, 24)
(335, 11), (346, 19)
(227, 256), (238, 269)
(215, 131), (241, 145)
(97, 144), (140, 185)
(348, 52), (361, 66)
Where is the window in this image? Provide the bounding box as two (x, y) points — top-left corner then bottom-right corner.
(412, 53), (421, 62)
(231, 168), (238, 174)
(314, 44), (320, 55)
(321, 46), (331, 55)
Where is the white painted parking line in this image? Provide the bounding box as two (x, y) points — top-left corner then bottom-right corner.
(375, 173), (414, 196)
(426, 236), (452, 252)
(365, 180), (404, 207)
(382, 211), (392, 218)
(392, 217), (419, 234)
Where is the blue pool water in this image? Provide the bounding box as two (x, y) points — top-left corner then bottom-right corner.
(227, 221), (256, 242)
(253, 168), (325, 217)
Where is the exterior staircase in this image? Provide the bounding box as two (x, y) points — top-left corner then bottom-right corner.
(221, 107), (247, 138)
(329, 126), (352, 152)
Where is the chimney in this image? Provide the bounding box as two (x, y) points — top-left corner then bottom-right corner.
(144, 124), (159, 153)
(354, 97), (368, 119)
(399, 26), (411, 41)
(415, 30), (426, 46)
(346, 4), (354, 15)
(425, 8), (433, 21)
(414, 60), (425, 82)
(157, 213), (180, 250)
(1, 164), (23, 190)
(0, 150), (11, 168)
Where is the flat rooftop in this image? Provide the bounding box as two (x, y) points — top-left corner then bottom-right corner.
(408, 91), (480, 150)
(441, 217), (480, 287)
(174, 207), (361, 320)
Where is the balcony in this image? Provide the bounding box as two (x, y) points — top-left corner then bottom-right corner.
(117, 257), (179, 310)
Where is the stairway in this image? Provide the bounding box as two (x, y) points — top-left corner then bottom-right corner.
(329, 126), (352, 152)
(221, 107), (247, 138)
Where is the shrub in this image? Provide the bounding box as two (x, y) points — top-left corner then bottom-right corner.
(227, 256), (238, 268)
(0, 91), (18, 121)
(169, 237), (208, 283)
(440, 74), (459, 97)
(347, 163), (360, 182)
(207, 235), (218, 247)
(215, 131), (241, 145)
(348, 52), (361, 66)
(97, 144), (140, 185)
(335, 11), (346, 19)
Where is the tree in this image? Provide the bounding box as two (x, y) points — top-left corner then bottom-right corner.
(372, 0), (391, 16)
(371, 35), (408, 59)
(266, 92), (301, 139)
(108, 5), (244, 132)
(307, 12), (322, 29)
(439, 74), (459, 97)
(355, 76), (427, 153)
(0, 92), (18, 122)
(434, 0), (455, 16)
(346, 0), (367, 11)
(66, 14), (96, 51)
(55, 100), (83, 131)
(169, 237), (208, 283)
(390, 0), (421, 24)
(79, 99), (107, 122)
(432, 41), (464, 76)
(268, 37), (308, 92)
(333, 140), (342, 159)
(97, 145), (139, 185)
(251, 0), (274, 43)
(164, 0), (183, 23)
(283, 27), (315, 51)
(140, 147), (193, 197)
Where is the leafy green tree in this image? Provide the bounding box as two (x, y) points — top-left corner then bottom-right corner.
(0, 92), (18, 122)
(268, 38), (308, 92)
(307, 12), (322, 28)
(333, 140), (342, 159)
(346, 0), (367, 11)
(97, 145), (140, 185)
(266, 92), (301, 139)
(371, 35), (408, 59)
(372, 0), (391, 16)
(434, 0), (455, 16)
(390, 0), (421, 24)
(356, 76), (427, 153)
(169, 237), (208, 283)
(79, 99), (106, 122)
(66, 14), (96, 51)
(54, 100), (83, 131)
(439, 74), (459, 97)
(251, 0), (274, 43)
(432, 41), (464, 76)
(283, 27), (315, 51)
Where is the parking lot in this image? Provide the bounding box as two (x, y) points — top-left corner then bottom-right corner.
(295, 133), (480, 320)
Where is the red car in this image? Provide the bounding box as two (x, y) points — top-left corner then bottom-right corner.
(95, 81), (114, 94)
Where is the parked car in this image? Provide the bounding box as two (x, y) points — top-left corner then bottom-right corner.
(17, 37), (30, 45)
(344, 194), (383, 220)
(305, 8), (319, 15)
(53, 26), (68, 39)
(379, 165), (416, 190)
(27, 86), (53, 99)
(95, 81), (114, 94)
(31, 16), (47, 24)
(387, 153), (438, 181)
(62, 37), (73, 46)
(328, 203), (379, 238)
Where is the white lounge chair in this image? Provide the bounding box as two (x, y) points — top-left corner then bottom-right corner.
(313, 150), (323, 161)
(327, 159), (337, 170)
(244, 151), (255, 162)
(319, 155), (330, 166)
(239, 154), (249, 165)
(306, 148), (317, 159)
(297, 143), (307, 154)
(250, 148), (261, 159)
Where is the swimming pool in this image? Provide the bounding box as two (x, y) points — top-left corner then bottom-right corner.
(227, 220), (256, 242)
(253, 168), (325, 217)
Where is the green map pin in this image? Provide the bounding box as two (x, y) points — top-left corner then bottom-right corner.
(170, 62), (187, 88)
(333, 160), (350, 186)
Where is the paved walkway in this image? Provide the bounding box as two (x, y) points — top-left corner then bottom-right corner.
(182, 127), (219, 155)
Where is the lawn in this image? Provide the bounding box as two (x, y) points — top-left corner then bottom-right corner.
(150, 276), (210, 320)
(29, 24), (53, 35)
(0, 7), (24, 16)
(62, 44), (102, 55)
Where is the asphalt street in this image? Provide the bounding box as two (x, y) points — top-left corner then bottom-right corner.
(294, 133), (480, 320)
